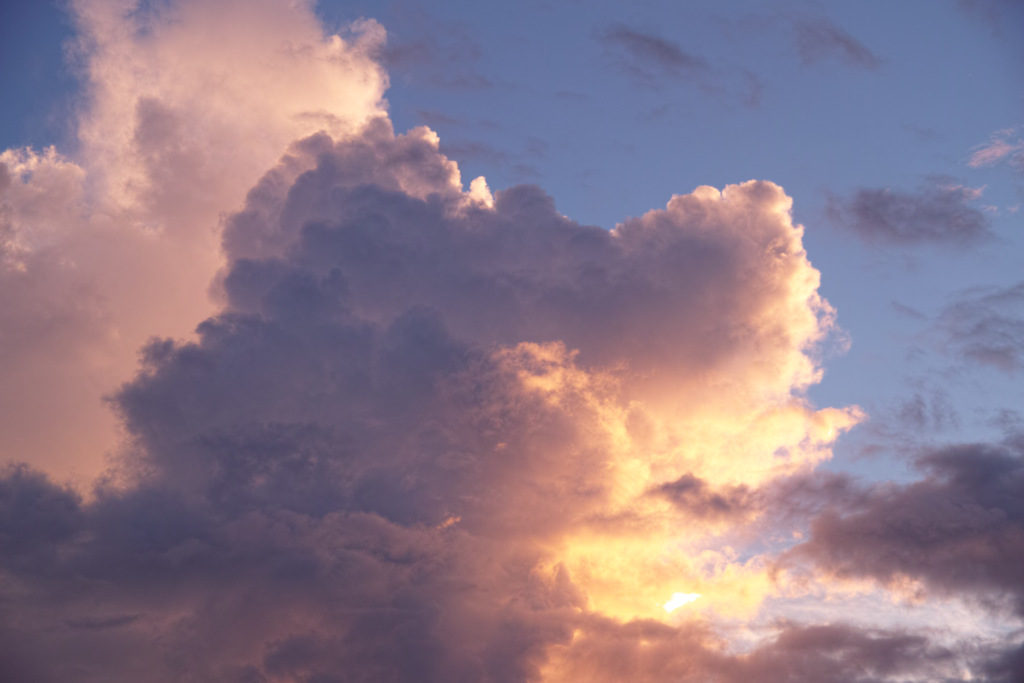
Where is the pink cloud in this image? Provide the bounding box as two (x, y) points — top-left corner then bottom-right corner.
(968, 127), (1024, 169)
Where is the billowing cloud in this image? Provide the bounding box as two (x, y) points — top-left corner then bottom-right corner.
(0, 0), (387, 477)
(4, 1), (1018, 681)
(0, 57), (877, 676)
(793, 17), (883, 70)
(826, 177), (992, 246)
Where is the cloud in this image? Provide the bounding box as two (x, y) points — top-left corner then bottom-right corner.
(788, 440), (1024, 617)
(969, 127), (1024, 173)
(6, 1), (1014, 681)
(0, 62), (874, 677)
(597, 24), (762, 106)
(793, 17), (883, 70)
(826, 177), (992, 246)
(542, 618), (958, 682)
(652, 473), (753, 522)
(379, 9), (493, 90)
(936, 281), (1024, 372)
(0, 0), (387, 478)
(599, 24), (710, 86)
(957, 0), (1024, 41)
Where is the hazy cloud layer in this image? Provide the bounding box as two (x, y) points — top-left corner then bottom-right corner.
(827, 177), (992, 246)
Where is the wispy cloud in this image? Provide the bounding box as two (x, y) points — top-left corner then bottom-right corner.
(597, 23), (762, 105)
(968, 127), (1024, 172)
(827, 177), (991, 246)
(793, 17), (883, 70)
(599, 23), (710, 85)
(936, 281), (1024, 371)
(380, 10), (494, 89)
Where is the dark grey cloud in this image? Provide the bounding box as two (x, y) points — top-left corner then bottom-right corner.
(546, 616), (957, 683)
(0, 455), (969, 683)
(652, 473), (752, 521)
(789, 440), (1024, 617)
(793, 17), (883, 70)
(937, 281), (1024, 372)
(826, 177), (992, 246)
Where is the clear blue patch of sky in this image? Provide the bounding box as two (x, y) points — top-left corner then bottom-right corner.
(0, 1), (80, 152)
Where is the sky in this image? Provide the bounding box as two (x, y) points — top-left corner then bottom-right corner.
(0, 0), (1022, 681)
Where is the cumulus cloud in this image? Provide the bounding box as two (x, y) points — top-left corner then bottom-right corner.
(0, 59), (879, 676)
(6, 1), (1017, 681)
(826, 177), (992, 246)
(0, 0), (387, 477)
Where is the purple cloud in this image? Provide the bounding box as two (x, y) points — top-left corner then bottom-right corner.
(827, 178), (992, 246)
(937, 281), (1024, 372)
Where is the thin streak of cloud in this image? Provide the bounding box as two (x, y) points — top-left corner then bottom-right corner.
(793, 17), (883, 70)
(599, 23), (710, 82)
(968, 127), (1024, 172)
(596, 23), (762, 107)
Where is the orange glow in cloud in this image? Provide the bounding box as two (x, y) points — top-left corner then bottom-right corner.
(0, 0), (387, 480)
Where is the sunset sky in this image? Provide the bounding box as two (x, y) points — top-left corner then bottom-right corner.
(1, 1), (1023, 681)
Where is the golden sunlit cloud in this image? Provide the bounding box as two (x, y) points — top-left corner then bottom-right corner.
(663, 593), (701, 612)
